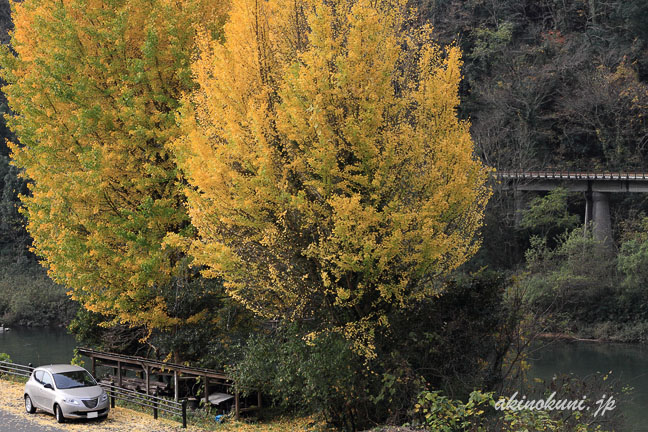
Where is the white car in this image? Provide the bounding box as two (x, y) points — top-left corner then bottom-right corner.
(24, 364), (109, 423)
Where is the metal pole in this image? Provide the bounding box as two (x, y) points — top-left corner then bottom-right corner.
(182, 400), (187, 428)
(174, 371), (179, 402)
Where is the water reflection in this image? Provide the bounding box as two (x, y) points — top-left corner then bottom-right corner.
(0, 326), (77, 366)
(530, 341), (648, 431)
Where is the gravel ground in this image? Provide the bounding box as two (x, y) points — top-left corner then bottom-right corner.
(1, 379), (327, 432)
(0, 380), (204, 432)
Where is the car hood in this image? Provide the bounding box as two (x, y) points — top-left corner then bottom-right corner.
(59, 385), (104, 399)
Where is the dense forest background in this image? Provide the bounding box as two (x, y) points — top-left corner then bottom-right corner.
(419, 0), (648, 271)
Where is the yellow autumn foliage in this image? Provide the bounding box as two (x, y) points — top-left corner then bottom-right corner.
(176, 0), (491, 355)
(1, 0), (226, 330)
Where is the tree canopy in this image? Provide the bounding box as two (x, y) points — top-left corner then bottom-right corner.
(175, 0), (491, 355)
(0, 0), (226, 331)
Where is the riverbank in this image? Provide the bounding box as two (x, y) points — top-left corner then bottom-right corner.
(537, 332), (605, 342)
(540, 320), (648, 344)
(0, 380), (326, 432)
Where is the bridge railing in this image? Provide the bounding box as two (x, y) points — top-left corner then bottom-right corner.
(496, 170), (648, 180)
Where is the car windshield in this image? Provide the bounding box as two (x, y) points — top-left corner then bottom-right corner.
(52, 370), (97, 389)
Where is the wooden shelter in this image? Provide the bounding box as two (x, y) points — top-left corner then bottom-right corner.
(77, 347), (260, 418)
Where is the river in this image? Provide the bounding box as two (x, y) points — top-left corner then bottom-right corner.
(0, 326), (77, 366)
(2, 328), (648, 430)
(529, 340), (648, 431)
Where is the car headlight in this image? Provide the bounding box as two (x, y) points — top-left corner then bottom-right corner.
(100, 392), (108, 402)
(63, 397), (80, 405)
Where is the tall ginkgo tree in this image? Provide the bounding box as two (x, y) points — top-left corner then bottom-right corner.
(0, 0), (226, 334)
(176, 0), (491, 356)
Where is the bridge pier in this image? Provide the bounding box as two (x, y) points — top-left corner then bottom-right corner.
(590, 191), (613, 250)
(583, 191), (592, 235)
(499, 171), (626, 251)
(514, 189), (524, 227)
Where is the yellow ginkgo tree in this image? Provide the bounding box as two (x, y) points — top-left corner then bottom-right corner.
(176, 0), (491, 356)
(0, 0), (226, 333)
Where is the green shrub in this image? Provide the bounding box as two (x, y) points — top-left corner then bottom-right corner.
(0, 352), (11, 377)
(411, 390), (495, 431)
(521, 228), (617, 323)
(228, 324), (368, 430)
(228, 272), (528, 430)
(410, 389), (607, 432)
(520, 188), (580, 241)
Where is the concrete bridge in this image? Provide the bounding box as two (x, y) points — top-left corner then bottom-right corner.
(497, 171), (648, 249)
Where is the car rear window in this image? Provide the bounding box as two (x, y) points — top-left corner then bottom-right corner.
(53, 370), (97, 389)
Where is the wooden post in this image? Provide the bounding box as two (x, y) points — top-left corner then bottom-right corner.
(235, 389), (239, 420)
(145, 365), (150, 396)
(257, 391), (262, 409)
(91, 357), (96, 377)
(117, 361), (122, 387)
(174, 370), (179, 402)
(204, 375), (209, 406)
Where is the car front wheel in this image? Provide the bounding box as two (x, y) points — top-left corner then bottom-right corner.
(24, 395), (35, 414)
(54, 404), (65, 423)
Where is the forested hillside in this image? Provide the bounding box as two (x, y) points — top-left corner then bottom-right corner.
(404, 0), (648, 271)
(416, 0), (648, 171)
(416, 0), (648, 343)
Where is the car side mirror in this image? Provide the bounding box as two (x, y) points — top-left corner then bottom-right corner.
(44, 383), (53, 390)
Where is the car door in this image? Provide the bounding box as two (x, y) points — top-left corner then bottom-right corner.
(29, 370), (46, 410)
(39, 371), (56, 413)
